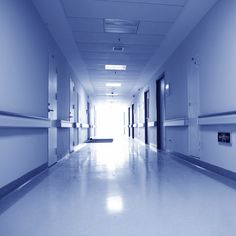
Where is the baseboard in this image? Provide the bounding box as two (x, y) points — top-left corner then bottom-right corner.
(74, 143), (87, 152)
(149, 143), (158, 152)
(170, 151), (236, 182)
(57, 152), (70, 162)
(0, 163), (47, 199)
(134, 138), (158, 153)
(134, 138), (145, 146)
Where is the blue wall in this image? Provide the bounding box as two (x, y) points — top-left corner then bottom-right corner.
(0, 0), (91, 189)
(130, 0), (236, 172)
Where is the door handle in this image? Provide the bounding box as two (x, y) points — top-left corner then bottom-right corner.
(48, 108), (54, 112)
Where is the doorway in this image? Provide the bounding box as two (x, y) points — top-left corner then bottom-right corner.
(87, 102), (90, 140)
(74, 92), (79, 146)
(144, 90), (150, 144)
(188, 57), (200, 158)
(131, 104), (134, 139)
(128, 107), (131, 137)
(48, 55), (58, 167)
(69, 79), (76, 153)
(156, 74), (165, 150)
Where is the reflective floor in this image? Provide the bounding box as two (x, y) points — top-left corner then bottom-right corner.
(1, 139), (236, 236)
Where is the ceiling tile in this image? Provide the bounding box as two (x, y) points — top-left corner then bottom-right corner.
(77, 43), (156, 54)
(138, 21), (173, 35)
(92, 0), (188, 5)
(84, 58), (149, 67)
(68, 17), (104, 32)
(61, 0), (184, 22)
(74, 32), (164, 45)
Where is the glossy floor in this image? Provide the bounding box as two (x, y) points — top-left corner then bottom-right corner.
(1, 139), (236, 236)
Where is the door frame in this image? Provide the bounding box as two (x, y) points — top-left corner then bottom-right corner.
(188, 57), (200, 158)
(156, 73), (166, 150)
(87, 102), (90, 140)
(144, 90), (150, 144)
(128, 107), (131, 137)
(131, 104), (135, 139)
(69, 79), (76, 153)
(48, 54), (58, 167)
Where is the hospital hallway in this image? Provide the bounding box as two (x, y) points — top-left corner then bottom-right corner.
(1, 139), (236, 236)
(2, 0), (236, 235)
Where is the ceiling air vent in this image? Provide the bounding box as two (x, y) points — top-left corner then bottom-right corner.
(104, 18), (139, 34)
(113, 46), (124, 52)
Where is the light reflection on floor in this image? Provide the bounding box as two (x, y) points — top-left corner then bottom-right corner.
(1, 139), (236, 236)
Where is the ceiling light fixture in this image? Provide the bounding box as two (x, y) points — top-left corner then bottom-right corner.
(106, 83), (122, 87)
(105, 65), (126, 71)
(113, 46), (124, 52)
(106, 93), (119, 96)
(104, 18), (139, 34)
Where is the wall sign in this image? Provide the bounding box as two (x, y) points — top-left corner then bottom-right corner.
(218, 132), (231, 144)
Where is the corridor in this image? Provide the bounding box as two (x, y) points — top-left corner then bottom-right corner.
(1, 139), (236, 236)
(1, 0), (236, 235)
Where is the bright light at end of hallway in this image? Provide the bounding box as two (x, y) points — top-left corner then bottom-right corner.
(95, 102), (126, 139)
(106, 196), (124, 214)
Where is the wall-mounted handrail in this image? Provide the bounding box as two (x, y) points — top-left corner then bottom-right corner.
(57, 120), (73, 128)
(74, 122), (80, 128)
(138, 123), (145, 128)
(0, 110), (51, 128)
(198, 111), (236, 125)
(74, 123), (91, 129)
(164, 118), (188, 127)
(199, 111), (236, 118)
(148, 121), (158, 127)
(80, 123), (90, 129)
(0, 110), (49, 120)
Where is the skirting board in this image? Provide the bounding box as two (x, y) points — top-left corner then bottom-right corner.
(74, 143), (87, 152)
(0, 163), (47, 199)
(170, 151), (236, 182)
(150, 143), (158, 152)
(134, 138), (145, 146)
(134, 138), (158, 152)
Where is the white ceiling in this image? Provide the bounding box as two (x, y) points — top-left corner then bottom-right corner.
(33, 0), (219, 103)
(60, 0), (186, 98)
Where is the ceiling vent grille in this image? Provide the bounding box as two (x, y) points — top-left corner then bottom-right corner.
(113, 46), (124, 52)
(104, 18), (139, 34)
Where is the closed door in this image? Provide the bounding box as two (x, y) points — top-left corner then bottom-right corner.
(75, 92), (79, 145)
(69, 79), (76, 153)
(144, 90), (150, 144)
(131, 104), (134, 139)
(87, 102), (90, 139)
(48, 55), (58, 167)
(188, 57), (200, 158)
(156, 75), (165, 150)
(128, 107), (131, 137)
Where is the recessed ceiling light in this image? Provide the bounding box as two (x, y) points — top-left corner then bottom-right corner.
(106, 83), (122, 87)
(105, 65), (126, 71)
(104, 18), (139, 34)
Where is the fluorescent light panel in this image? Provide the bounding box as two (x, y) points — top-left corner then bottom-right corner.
(104, 18), (139, 34)
(106, 83), (122, 87)
(105, 65), (126, 71)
